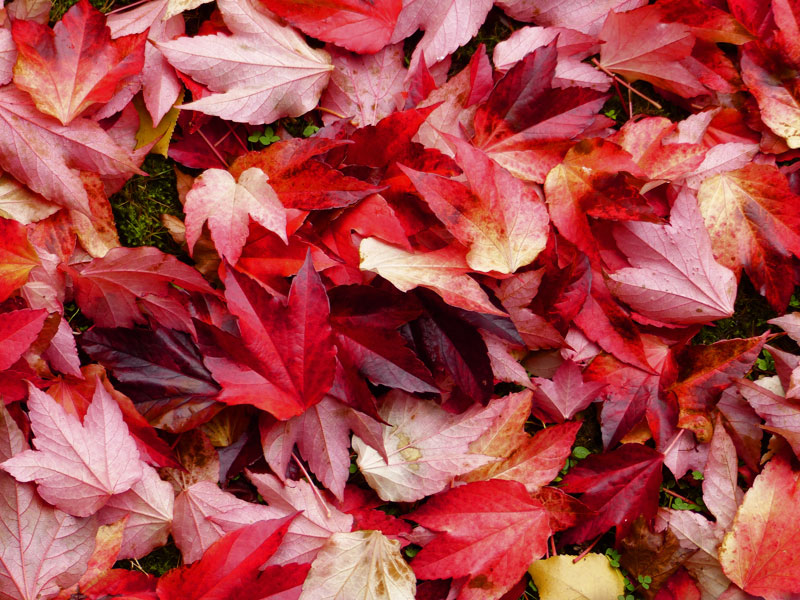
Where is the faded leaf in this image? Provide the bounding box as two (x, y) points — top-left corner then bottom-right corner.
(184, 167), (287, 264)
(299, 530), (415, 600)
(353, 390), (501, 502)
(1, 383), (142, 517)
(528, 553), (625, 600)
(157, 0), (332, 124)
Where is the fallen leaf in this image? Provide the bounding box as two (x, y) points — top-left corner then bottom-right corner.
(203, 257), (336, 419)
(409, 479), (551, 600)
(98, 464), (174, 560)
(0, 403), (98, 600)
(1, 382), (143, 517)
(157, 517), (297, 599)
(719, 453), (800, 599)
(299, 530), (416, 600)
(64, 246), (214, 333)
(0, 307), (47, 371)
(260, 0), (402, 54)
(597, 5), (707, 98)
(320, 42), (406, 126)
(402, 137), (549, 274)
(11, 0), (145, 125)
(528, 553), (625, 600)
(353, 390), (501, 502)
(696, 163), (800, 311)
(559, 443), (664, 544)
(607, 189), (737, 324)
(359, 238), (505, 316)
(184, 167), (287, 264)
(0, 76), (143, 215)
(459, 421), (581, 493)
(157, 0), (332, 124)
(532, 360), (607, 422)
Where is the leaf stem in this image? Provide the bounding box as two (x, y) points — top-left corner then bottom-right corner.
(106, 0), (150, 14)
(292, 452), (331, 518)
(591, 59), (662, 110)
(573, 534), (601, 563)
(196, 129), (229, 169)
(225, 122), (250, 153)
(317, 106), (348, 120)
(661, 488), (693, 504)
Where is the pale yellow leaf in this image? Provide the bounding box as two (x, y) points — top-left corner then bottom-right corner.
(528, 553), (625, 600)
(0, 173), (59, 224)
(164, 0), (213, 19)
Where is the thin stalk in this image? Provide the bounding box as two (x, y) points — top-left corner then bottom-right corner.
(573, 534), (601, 563)
(591, 58), (662, 110)
(196, 129), (229, 169)
(317, 106), (348, 120)
(292, 452), (331, 518)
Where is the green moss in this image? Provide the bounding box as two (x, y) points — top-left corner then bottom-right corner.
(115, 540), (182, 577)
(109, 155), (185, 254)
(448, 7), (516, 75)
(49, 0), (114, 23)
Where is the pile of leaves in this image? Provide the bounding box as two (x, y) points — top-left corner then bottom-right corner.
(2, 0), (800, 597)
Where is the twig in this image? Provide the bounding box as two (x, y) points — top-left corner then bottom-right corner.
(225, 121), (250, 153)
(317, 106), (348, 120)
(196, 129), (229, 169)
(106, 0), (149, 14)
(550, 536), (557, 557)
(591, 58), (663, 110)
(662, 488), (694, 504)
(573, 534), (602, 563)
(611, 77), (630, 118)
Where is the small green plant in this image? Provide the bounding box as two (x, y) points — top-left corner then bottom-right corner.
(520, 578), (538, 599)
(303, 124), (320, 137)
(572, 446), (591, 459)
(604, 107), (620, 121)
(756, 349), (775, 373)
(671, 497), (704, 512)
(691, 470), (704, 481)
(248, 125), (281, 146)
(605, 548), (621, 568)
(637, 575), (652, 590)
(557, 446), (593, 480)
(618, 576), (636, 600)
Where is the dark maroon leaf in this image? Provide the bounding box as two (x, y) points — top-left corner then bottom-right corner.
(80, 327), (221, 432)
